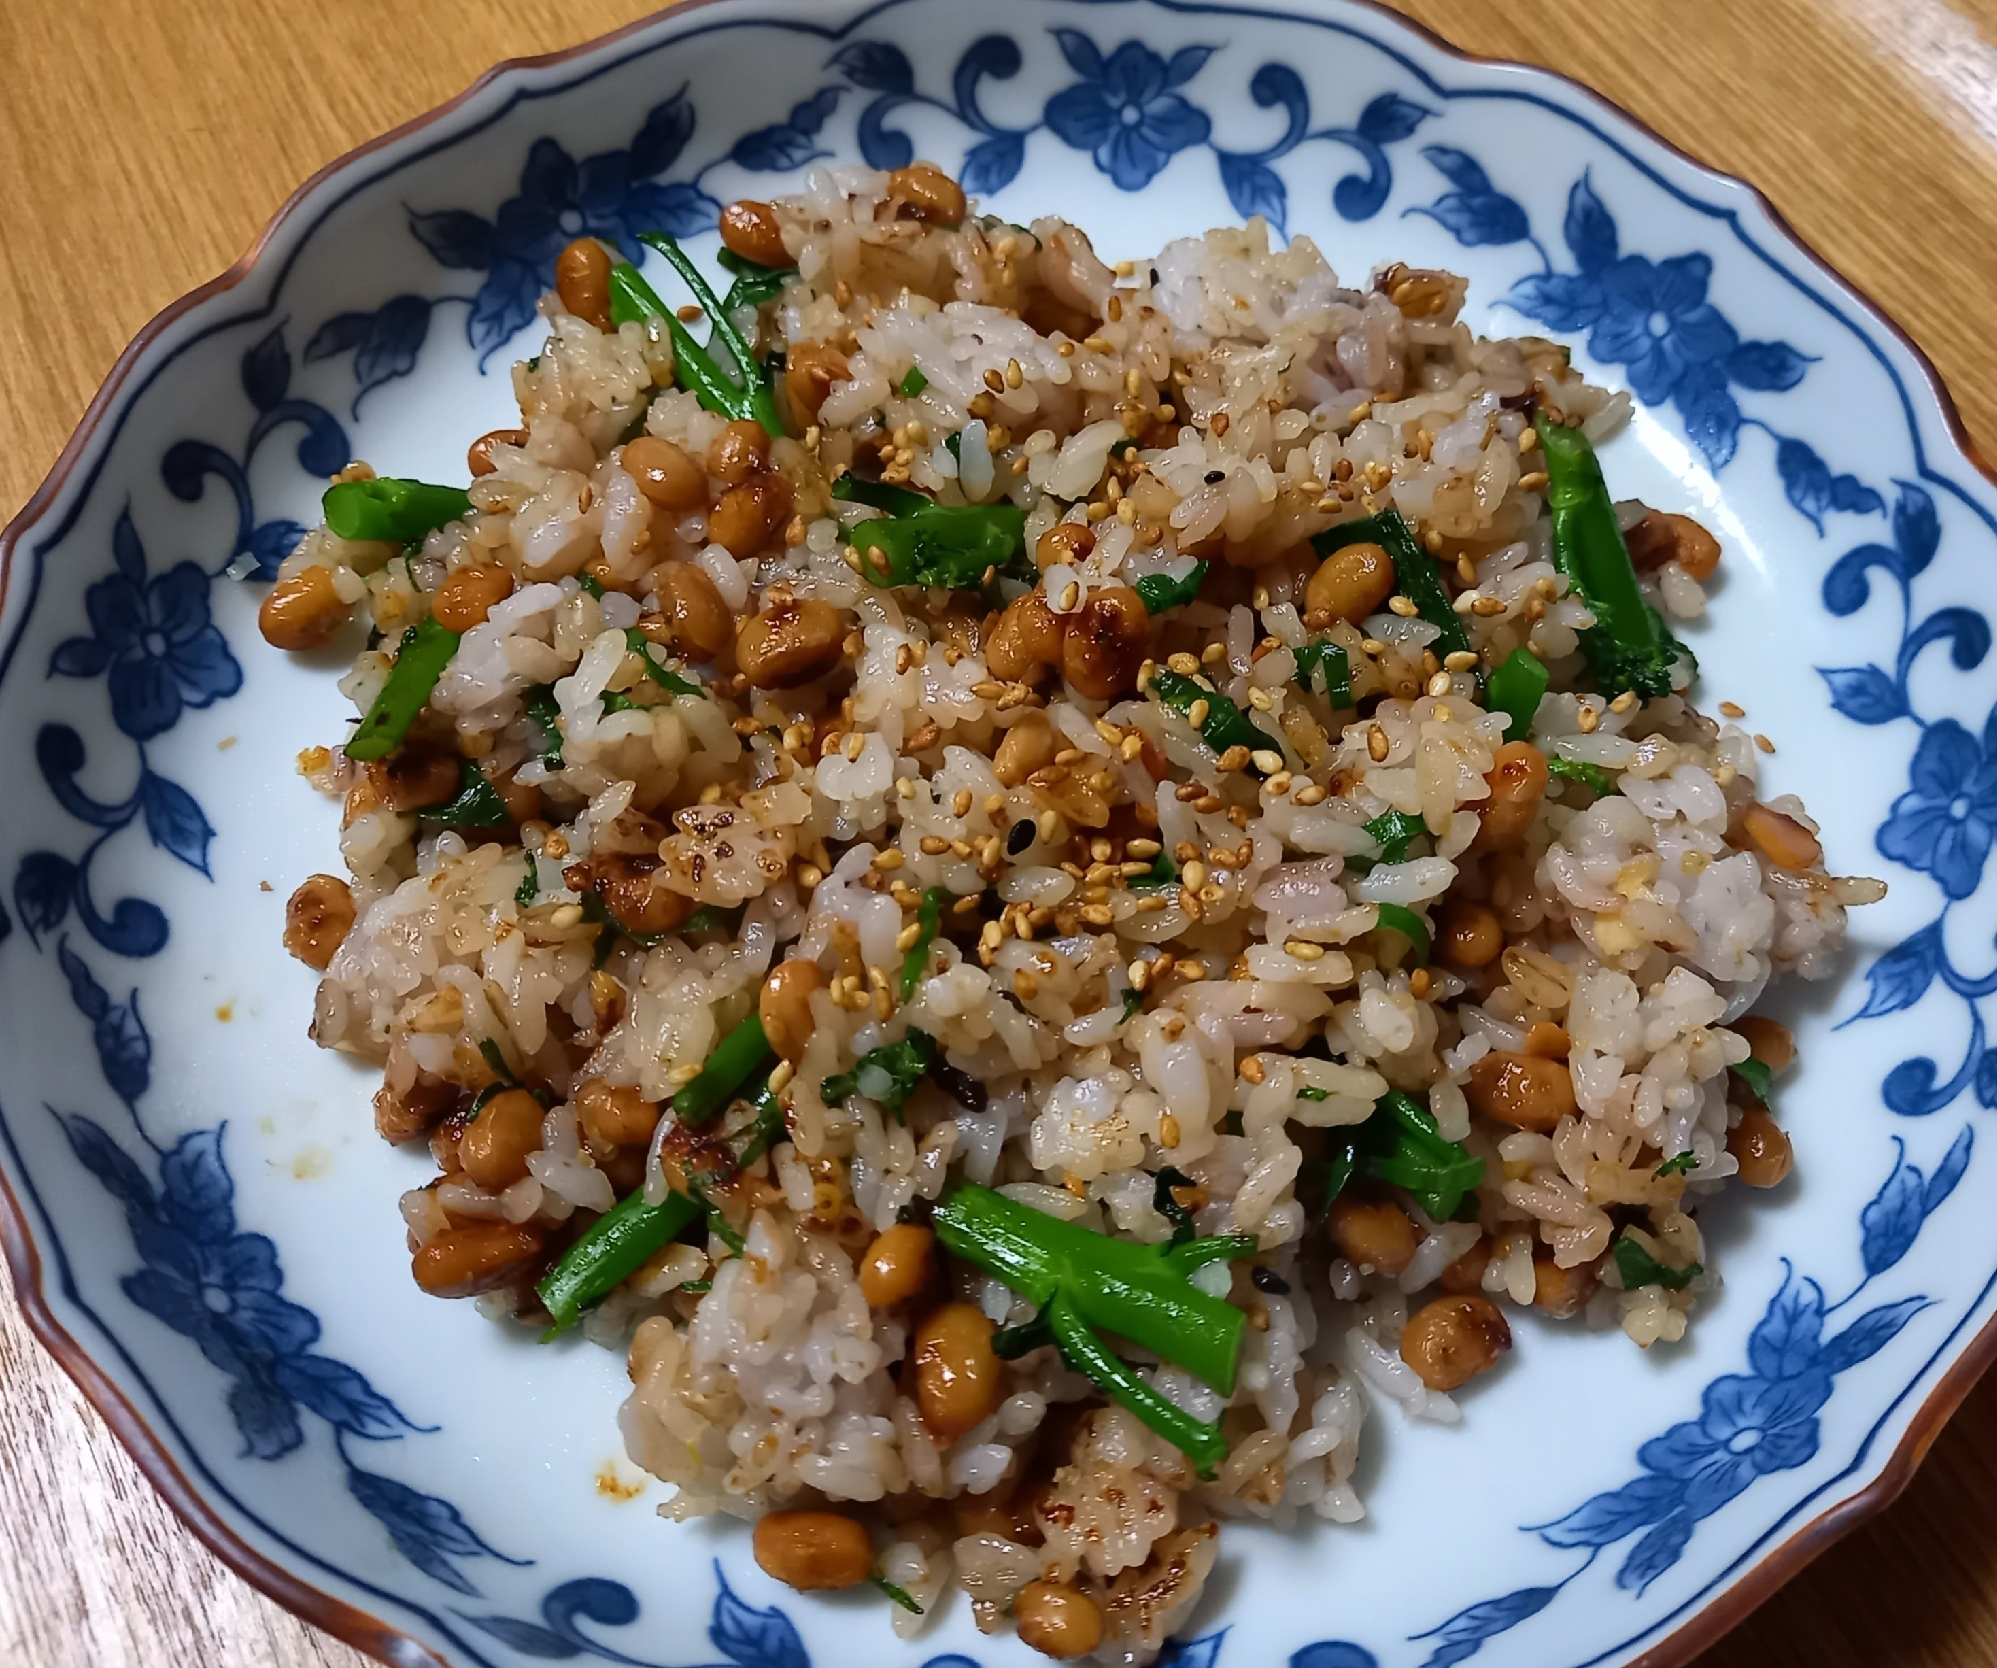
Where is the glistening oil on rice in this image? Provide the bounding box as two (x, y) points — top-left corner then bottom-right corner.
(262, 160), (1884, 1664)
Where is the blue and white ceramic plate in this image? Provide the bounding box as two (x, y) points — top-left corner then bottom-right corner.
(6, 2), (1996, 1664)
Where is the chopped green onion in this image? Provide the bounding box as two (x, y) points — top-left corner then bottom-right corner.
(1121, 987), (1144, 1024)
(683, 904), (744, 934)
(1547, 757), (1617, 796)
(832, 473), (931, 516)
(1297, 1085), (1330, 1102)
(420, 762), (510, 827)
(1293, 640), (1353, 706)
(1130, 850), (1179, 891)
(578, 574), (605, 599)
(671, 1016), (774, 1127)
(900, 887), (946, 999)
(680, 1278), (713, 1294)
(515, 860), (539, 910)
(323, 478), (471, 545)
(1364, 808), (1427, 864)
(1730, 1057), (1774, 1102)
(898, 366), (929, 398)
(1312, 510), (1471, 660)
(343, 616), (460, 761)
(1372, 902), (1430, 966)
(1151, 1165), (1199, 1246)
(1656, 1151), (1700, 1177)
(524, 685), (565, 768)
(1486, 647), (1549, 743)
(624, 628), (705, 697)
(822, 1030), (937, 1120)
(1324, 1090), (1485, 1224)
(1132, 561), (1207, 614)
(478, 1037), (519, 1086)
(1147, 668), (1283, 774)
(1613, 1234), (1702, 1292)
(872, 1576), (923, 1615)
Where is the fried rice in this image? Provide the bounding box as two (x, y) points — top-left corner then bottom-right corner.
(262, 160), (1886, 1662)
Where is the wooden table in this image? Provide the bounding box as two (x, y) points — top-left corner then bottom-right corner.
(4, 0), (1997, 1663)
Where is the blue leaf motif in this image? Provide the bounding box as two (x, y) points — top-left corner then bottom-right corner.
(1218, 153), (1288, 234)
(160, 1126), (235, 1244)
(1748, 1267), (1825, 1381)
(785, 87), (841, 138)
(1291, 1646), (1380, 1668)
(1411, 1585), (1558, 1668)
(247, 520), (305, 579)
(830, 40), (914, 94)
(1884, 1056), (1953, 1117)
(58, 1114), (156, 1213)
(228, 1376), (304, 1460)
(1052, 27), (1105, 79)
(1860, 1139), (1926, 1276)
(1978, 1051), (1997, 1108)
(710, 1561), (807, 1668)
(1422, 146), (1494, 195)
(1777, 436), (1886, 533)
(1822, 542), (1906, 617)
(1356, 91), (1430, 145)
(1926, 1124), (1973, 1213)
(1817, 1296), (1930, 1376)
(1509, 270), (1601, 333)
(1159, 1630), (1227, 1668)
(468, 258), (543, 362)
(1675, 365), (1742, 469)
(137, 771), (216, 877)
(49, 636), (110, 677)
(1164, 45), (1215, 87)
(14, 852), (75, 941)
(272, 1355), (425, 1439)
(1725, 339), (1810, 392)
(1616, 1509), (1694, 1593)
(113, 507), (146, 582)
(961, 133), (1028, 198)
(1410, 189), (1529, 247)
(93, 993), (152, 1105)
(627, 181), (722, 241)
(1562, 172), (1618, 271)
(628, 87), (697, 177)
(460, 1615), (578, 1659)
(1894, 482), (1941, 575)
(1534, 1471), (1683, 1548)
(57, 936), (110, 1021)
(542, 1578), (642, 1647)
(732, 89), (842, 170)
(406, 208), (496, 271)
(1902, 607), (1991, 675)
(1850, 922), (1944, 1021)
(240, 327), (291, 413)
(347, 296), (434, 411)
(348, 1464), (520, 1596)
(1817, 666), (1905, 725)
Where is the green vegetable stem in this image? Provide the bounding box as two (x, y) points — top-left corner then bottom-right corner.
(1485, 647), (1549, 743)
(1292, 640), (1353, 707)
(1533, 414), (1694, 700)
(1312, 510), (1472, 662)
(323, 477), (472, 545)
(420, 762), (510, 827)
(1363, 808), (1427, 864)
(900, 887), (947, 999)
(671, 1015), (774, 1127)
(537, 1186), (701, 1338)
(1147, 667), (1284, 775)
(933, 1181), (1256, 1475)
(609, 236), (783, 437)
(846, 502), (1030, 590)
(1372, 902), (1430, 966)
(343, 616), (460, 761)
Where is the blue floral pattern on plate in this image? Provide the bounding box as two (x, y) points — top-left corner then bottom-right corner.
(5, 3), (1997, 1665)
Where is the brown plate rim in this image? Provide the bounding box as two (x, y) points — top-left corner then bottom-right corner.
(2, 2), (1994, 1665)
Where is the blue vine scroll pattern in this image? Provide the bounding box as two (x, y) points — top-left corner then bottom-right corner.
(51, 934), (525, 1595)
(11, 327), (349, 961)
(832, 29), (1434, 236)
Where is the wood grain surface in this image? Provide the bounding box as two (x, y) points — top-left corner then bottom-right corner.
(4, 1), (1997, 1664)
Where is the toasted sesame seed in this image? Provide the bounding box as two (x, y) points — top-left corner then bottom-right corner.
(1610, 690), (1638, 714)
(1471, 595), (1507, 617)
(1247, 686), (1273, 711)
(1426, 672), (1453, 697)
(1518, 426), (1540, 453)
(919, 835), (950, 855)
(872, 848), (904, 871)
(1217, 744), (1251, 772)
(1284, 938), (1326, 961)
(1006, 358), (1025, 389)
(1188, 698), (1211, 727)
(1518, 470), (1549, 492)
(1240, 1055), (1267, 1085)
(1250, 748), (1285, 773)
(1200, 642), (1227, 666)
(1577, 704), (1600, 734)
(1755, 733), (1776, 753)
(983, 367), (1005, 393)
(1719, 700), (1745, 718)
(1456, 556), (1478, 585)
(1388, 594), (1419, 618)
(1367, 724), (1390, 762)
(1444, 650), (1480, 672)
(1294, 783), (1328, 806)
(895, 921), (923, 950)
(1266, 771), (1293, 797)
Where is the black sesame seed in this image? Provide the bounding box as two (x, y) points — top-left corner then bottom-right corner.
(1150, 267), (1161, 285)
(1251, 1266), (1290, 1295)
(1204, 469), (1226, 484)
(1006, 818), (1036, 856)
